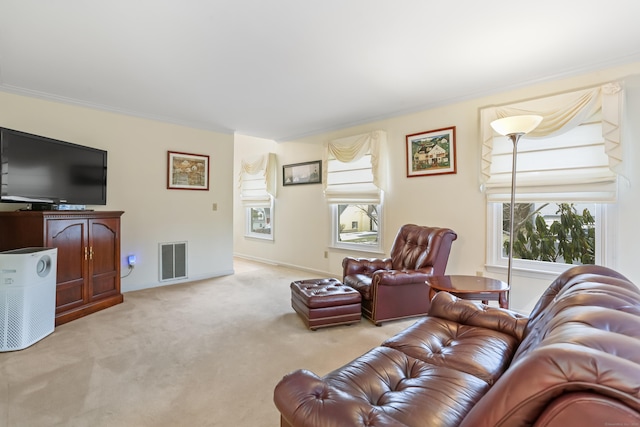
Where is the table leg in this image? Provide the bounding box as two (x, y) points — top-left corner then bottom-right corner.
(499, 291), (509, 309)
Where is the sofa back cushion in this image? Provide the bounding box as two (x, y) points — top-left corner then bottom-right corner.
(460, 307), (640, 427)
(513, 265), (640, 363)
(459, 265), (640, 427)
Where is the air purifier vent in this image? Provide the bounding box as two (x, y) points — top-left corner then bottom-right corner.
(0, 247), (57, 351)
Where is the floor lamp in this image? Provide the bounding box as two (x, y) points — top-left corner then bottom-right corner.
(490, 115), (543, 287)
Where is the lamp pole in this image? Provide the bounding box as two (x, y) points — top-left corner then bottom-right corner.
(506, 132), (523, 287)
(490, 114), (543, 288)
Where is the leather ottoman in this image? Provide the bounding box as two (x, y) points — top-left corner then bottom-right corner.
(290, 278), (362, 330)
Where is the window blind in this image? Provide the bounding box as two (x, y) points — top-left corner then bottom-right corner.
(323, 130), (387, 204)
(325, 154), (379, 203)
(486, 121), (617, 202)
(239, 153), (276, 207)
(480, 83), (623, 203)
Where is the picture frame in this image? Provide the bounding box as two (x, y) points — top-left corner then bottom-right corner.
(167, 151), (210, 190)
(283, 160), (322, 186)
(406, 126), (457, 177)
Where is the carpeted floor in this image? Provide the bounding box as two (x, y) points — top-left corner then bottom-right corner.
(0, 258), (417, 427)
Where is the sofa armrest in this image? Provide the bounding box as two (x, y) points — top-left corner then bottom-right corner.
(342, 257), (392, 277)
(274, 369), (406, 427)
(429, 291), (529, 340)
(371, 268), (435, 287)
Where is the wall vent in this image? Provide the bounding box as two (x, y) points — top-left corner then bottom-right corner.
(159, 242), (188, 281)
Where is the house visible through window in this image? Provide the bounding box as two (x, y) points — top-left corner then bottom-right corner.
(249, 207), (271, 235)
(335, 204), (379, 248)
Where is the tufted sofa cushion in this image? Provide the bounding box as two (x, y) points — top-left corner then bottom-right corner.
(382, 292), (527, 385)
(274, 347), (491, 427)
(322, 346), (490, 426)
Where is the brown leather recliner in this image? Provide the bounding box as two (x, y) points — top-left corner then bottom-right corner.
(342, 224), (457, 325)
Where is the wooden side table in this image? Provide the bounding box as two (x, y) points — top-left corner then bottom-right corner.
(426, 275), (510, 309)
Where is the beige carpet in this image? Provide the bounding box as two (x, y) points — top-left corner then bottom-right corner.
(0, 258), (417, 427)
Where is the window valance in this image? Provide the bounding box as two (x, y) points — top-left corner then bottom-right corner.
(323, 130), (387, 204)
(480, 82), (624, 202)
(239, 153), (276, 206)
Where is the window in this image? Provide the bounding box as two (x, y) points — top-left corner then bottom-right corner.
(481, 83), (623, 277)
(324, 131), (387, 252)
(333, 203), (381, 250)
(240, 153), (276, 240)
(487, 202), (612, 276)
(246, 205), (273, 240)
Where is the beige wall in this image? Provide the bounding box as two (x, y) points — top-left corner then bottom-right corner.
(0, 92), (235, 292)
(234, 62), (640, 313)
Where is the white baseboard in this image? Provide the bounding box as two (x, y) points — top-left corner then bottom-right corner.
(233, 254), (335, 278)
(122, 269), (235, 293)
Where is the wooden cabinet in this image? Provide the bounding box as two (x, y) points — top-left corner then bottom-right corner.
(0, 210), (124, 325)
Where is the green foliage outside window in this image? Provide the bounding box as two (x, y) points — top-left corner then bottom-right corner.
(505, 203), (595, 265)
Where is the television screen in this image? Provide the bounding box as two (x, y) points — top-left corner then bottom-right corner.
(0, 128), (107, 206)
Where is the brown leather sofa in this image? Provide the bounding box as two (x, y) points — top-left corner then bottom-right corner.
(343, 224), (457, 325)
(274, 265), (640, 426)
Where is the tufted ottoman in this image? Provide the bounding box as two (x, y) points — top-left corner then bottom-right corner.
(290, 278), (362, 330)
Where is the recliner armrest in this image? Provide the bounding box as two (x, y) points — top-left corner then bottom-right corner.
(342, 257), (392, 277)
(371, 268), (435, 287)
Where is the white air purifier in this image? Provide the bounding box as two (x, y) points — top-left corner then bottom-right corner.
(0, 247), (57, 351)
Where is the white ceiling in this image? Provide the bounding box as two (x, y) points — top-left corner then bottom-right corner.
(2, 1), (640, 141)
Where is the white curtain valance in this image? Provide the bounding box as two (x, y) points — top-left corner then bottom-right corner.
(322, 130), (387, 202)
(480, 82), (624, 188)
(239, 153), (276, 205)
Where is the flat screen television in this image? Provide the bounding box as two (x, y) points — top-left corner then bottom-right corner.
(0, 127), (107, 209)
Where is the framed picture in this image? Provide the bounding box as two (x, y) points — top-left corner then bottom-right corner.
(283, 160), (322, 186)
(167, 151), (210, 190)
(406, 126), (457, 177)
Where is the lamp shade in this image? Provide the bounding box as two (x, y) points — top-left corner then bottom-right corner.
(490, 115), (543, 136)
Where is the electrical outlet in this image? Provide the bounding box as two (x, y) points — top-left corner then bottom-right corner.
(324, 251), (328, 259)
(212, 203), (218, 211)
(127, 255), (136, 267)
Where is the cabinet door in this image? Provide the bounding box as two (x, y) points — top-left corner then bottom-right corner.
(46, 218), (89, 311)
(88, 217), (121, 300)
